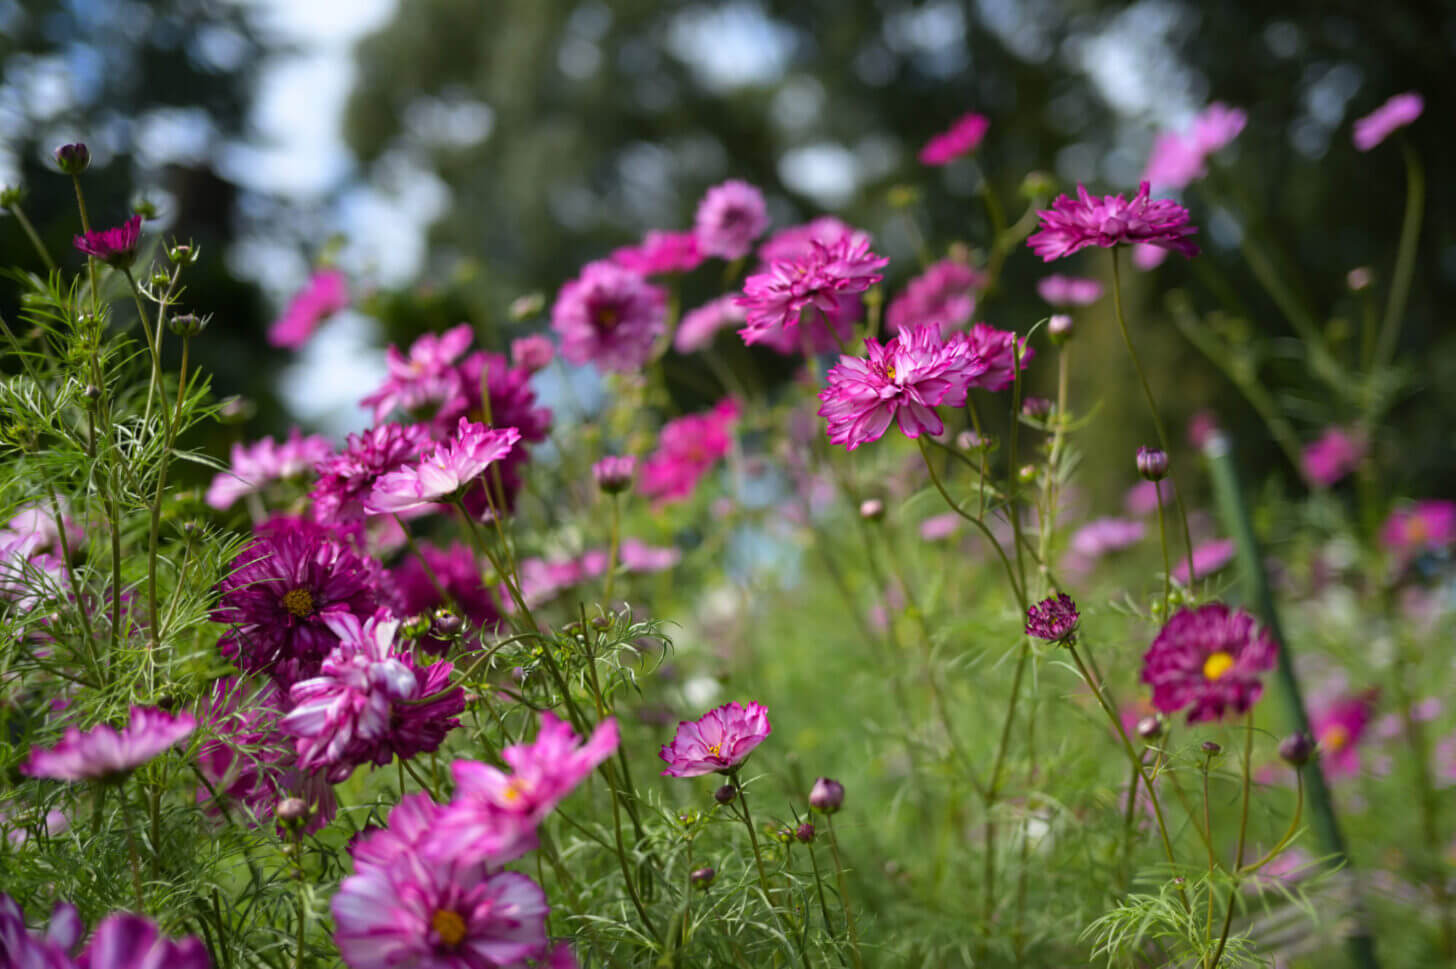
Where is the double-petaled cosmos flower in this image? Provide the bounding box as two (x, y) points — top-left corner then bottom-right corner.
(1, 894), (210, 969)
(73, 214), (143, 267)
(736, 234), (887, 349)
(884, 260), (985, 336)
(694, 180), (770, 261)
(817, 323), (989, 451)
(551, 260), (667, 373)
(365, 418), (521, 515)
(1141, 604), (1276, 724)
(22, 706), (196, 782)
(1028, 181), (1199, 262)
(660, 701), (772, 777)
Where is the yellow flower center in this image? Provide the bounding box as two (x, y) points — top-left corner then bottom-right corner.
(281, 587), (315, 618)
(885, 363), (896, 381)
(1406, 517), (1429, 544)
(1202, 651), (1235, 681)
(706, 743), (722, 758)
(502, 777), (530, 803)
(1321, 724), (1351, 752)
(432, 908), (467, 946)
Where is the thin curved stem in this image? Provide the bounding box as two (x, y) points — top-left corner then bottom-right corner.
(1374, 143), (1424, 369)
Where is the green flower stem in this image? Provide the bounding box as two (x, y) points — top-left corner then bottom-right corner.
(1208, 711), (1258, 969)
(1154, 480), (1172, 610)
(805, 838), (837, 936)
(6, 202), (56, 272)
(602, 492), (621, 606)
(1373, 142), (1424, 369)
(1109, 249), (1195, 586)
(824, 814), (864, 969)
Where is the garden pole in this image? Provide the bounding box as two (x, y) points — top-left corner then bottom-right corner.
(1204, 431), (1380, 969)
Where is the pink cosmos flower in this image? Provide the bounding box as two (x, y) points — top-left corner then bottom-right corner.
(639, 399), (738, 505)
(748, 218), (869, 353)
(674, 296), (747, 354)
(919, 112), (990, 166)
(267, 269), (349, 349)
(73, 215), (142, 266)
(206, 428), (333, 511)
(884, 260), (985, 335)
(1123, 479), (1173, 517)
(361, 324), (475, 422)
(694, 180), (770, 261)
(1141, 604), (1277, 723)
(1025, 593), (1079, 643)
(350, 793), (532, 878)
(312, 423), (434, 524)
(1301, 426), (1365, 488)
(611, 230), (705, 276)
(1353, 92), (1423, 151)
(365, 418), (521, 515)
(1381, 500), (1456, 559)
(510, 335), (555, 374)
(333, 823), (549, 969)
(450, 713), (618, 827)
(552, 260), (667, 373)
(1171, 538), (1236, 585)
(1036, 274), (1104, 307)
(660, 701), (772, 777)
(817, 323), (989, 450)
(1, 895), (210, 969)
(282, 612), (463, 782)
(736, 234), (887, 350)
(23, 706), (196, 782)
(1028, 181), (1200, 262)
(1312, 690), (1378, 779)
(962, 323), (1032, 392)
(1142, 103), (1247, 191)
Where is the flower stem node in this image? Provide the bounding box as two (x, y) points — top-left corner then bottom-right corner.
(809, 777), (845, 814)
(54, 143), (90, 175)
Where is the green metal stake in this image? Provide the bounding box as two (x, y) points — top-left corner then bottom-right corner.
(1204, 432), (1379, 969)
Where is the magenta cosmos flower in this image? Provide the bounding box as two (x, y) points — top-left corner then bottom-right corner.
(1353, 92), (1423, 151)
(333, 808), (549, 969)
(1, 895), (210, 969)
(919, 112), (990, 166)
(1301, 426), (1365, 488)
(206, 428), (332, 511)
(214, 523), (381, 686)
(552, 260), (667, 373)
(962, 323), (1032, 392)
(282, 611), (463, 782)
(660, 701), (772, 777)
(391, 542), (500, 654)
(818, 323), (989, 451)
(611, 229), (704, 276)
(361, 324), (475, 422)
(312, 423), (433, 524)
(639, 399), (738, 505)
(1312, 690), (1378, 779)
(694, 180), (770, 261)
(1381, 500), (1456, 559)
(1036, 274), (1103, 307)
(1141, 603), (1277, 723)
(736, 233), (887, 349)
(674, 295), (746, 354)
(365, 418), (521, 515)
(23, 706), (195, 782)
(1142, 102), (1247, 191)
(73, 214), (142, 267)
(450, 712), (618, 828)
(1028, 181), (1199, 262)
(1025, 593), (1079, 643)
(884, 260), (985, 335)
(267, 268), (349, 349)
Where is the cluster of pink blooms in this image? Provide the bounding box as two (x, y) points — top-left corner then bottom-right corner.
(1141, 102), (1247, 191)
(330, 712), (615, 968)
(267, 268), (349, 349)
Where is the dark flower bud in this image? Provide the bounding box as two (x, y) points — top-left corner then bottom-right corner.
(431, 608), (463, 637)
(54, 143), (90, 175)
(1201, 741), (1222, 756)
(691, 866), (716, 890)
(859, 498), (885, 522)
(276, 797), (309, 824)
(809, 777), (844, 814)
(83, 385), (101, 401)
(1135, 715), (1164, 741)
(1136, 447), (1169, 482)
(714, 783), (737, 805)
(1279, 731), (1314, 767)
(795, 822), (816, 844)
(168, 313), (208, 337)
